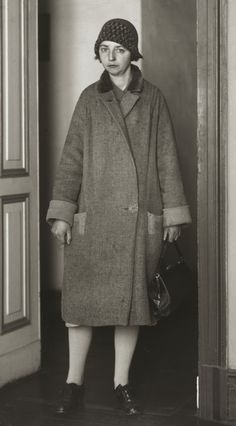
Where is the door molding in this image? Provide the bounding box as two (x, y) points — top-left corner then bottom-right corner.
(0, 0), (40, 387)
(197, 0), (229, 421)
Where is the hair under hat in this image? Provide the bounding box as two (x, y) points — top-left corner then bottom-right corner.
(94, 18), (143, 62)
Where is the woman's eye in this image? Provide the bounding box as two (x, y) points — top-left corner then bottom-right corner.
(116, 48), (125, 54)
(100, 47), (108, 53)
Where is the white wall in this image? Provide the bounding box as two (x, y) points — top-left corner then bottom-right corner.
(39, 0), (142, 290)
(228, 0), (236, 368)
(40, 0), (142, 143)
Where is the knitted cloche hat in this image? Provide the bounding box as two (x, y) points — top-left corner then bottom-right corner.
(94, 18), (143, 61)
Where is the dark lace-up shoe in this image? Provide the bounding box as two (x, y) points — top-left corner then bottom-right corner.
(55, 383), (84, 415)
(115, 384), (142, 415)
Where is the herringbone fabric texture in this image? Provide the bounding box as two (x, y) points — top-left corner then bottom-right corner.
(94, 18), (143, 61)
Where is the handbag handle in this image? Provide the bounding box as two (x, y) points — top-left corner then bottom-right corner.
(156, 240), (184, 272)
(173, 241), (184, 262)
(156, 240), (168, 271)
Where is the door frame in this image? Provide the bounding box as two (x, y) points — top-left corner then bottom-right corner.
(197, 0), (229, 421)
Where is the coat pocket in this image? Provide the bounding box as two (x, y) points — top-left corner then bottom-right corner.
(147, 212), (163, 235)
(73, 212), (87, 235)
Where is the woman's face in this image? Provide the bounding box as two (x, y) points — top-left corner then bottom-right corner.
(99, 40), (131, 76)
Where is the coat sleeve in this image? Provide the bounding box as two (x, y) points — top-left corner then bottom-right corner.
(157, 92), (191, 227)
(46, 94), (86, 227)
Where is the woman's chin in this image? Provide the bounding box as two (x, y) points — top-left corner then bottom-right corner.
(106, 66), (120, 75)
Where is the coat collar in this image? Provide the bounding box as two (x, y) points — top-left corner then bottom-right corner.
(97, 65), (143, 146)
(97, 64), (144, 94)
(97, 64), (144, 119)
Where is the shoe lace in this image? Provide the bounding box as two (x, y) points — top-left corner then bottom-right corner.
(123, 387), (133, 403)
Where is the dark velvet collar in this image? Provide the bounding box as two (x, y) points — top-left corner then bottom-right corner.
(97, 64), (144, 94)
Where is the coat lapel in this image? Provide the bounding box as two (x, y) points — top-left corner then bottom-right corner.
(99, 91), (130, 142)
(97, 64), (144, 141)
(119, 92), (140, 117)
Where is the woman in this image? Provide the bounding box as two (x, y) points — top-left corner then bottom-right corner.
(46, 18), (191, 416)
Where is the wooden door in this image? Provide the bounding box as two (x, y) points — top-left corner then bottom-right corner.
(0, 0), (40, 386)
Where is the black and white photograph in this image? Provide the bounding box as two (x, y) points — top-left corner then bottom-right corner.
(0, 1), (233, 425)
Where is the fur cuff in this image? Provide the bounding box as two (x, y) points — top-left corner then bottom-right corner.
(163, 205), (192, 227)
(46, 200), (78, 227)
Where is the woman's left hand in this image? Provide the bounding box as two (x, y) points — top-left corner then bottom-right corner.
(163, 226), (181, 243)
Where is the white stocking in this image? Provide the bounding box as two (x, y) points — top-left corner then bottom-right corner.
(66, 326), (92, 385)
(114, 326), (139, 389)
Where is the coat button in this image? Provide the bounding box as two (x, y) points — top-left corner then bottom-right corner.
(128, 203), (138, 213)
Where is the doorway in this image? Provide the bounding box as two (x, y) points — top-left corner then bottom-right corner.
(38, 0), (226, 422)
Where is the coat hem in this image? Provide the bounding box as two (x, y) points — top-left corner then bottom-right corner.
(63, 319), (156, 327)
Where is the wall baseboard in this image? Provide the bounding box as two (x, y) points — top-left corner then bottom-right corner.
(227, 369), (236, 420)
(199, 365), (236, 422)
(199, 365), (227, 421)
(0, 340), (41, 388)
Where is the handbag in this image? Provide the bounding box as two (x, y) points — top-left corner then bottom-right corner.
(148, 241), (193, 319)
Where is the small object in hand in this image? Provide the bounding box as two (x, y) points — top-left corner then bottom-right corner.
(148, 241), (193, 319)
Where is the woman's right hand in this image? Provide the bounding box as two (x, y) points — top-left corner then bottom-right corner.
(51, 220), (72, 246)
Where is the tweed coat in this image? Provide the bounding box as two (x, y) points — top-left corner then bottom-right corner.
(46, 65), (191, 326)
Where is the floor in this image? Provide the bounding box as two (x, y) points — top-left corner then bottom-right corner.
(0, 291), (230, 426)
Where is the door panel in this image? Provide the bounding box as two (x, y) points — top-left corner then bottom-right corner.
(1, 0), (29, 175)
(0, 0), (40, 386)
(2, 195), (29, 330)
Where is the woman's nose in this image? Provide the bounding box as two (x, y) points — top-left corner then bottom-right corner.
(108, 49), (116, 61)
